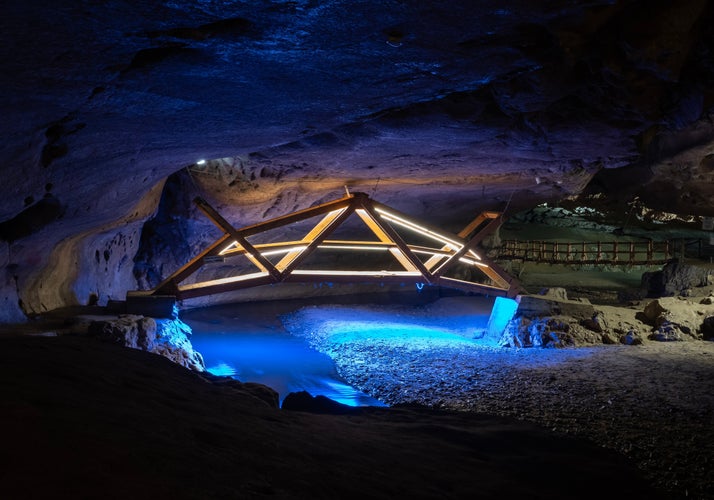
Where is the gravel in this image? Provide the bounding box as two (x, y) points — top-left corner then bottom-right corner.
(283, 299), (714, 500)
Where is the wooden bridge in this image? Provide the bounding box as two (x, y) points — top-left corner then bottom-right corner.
(497, 239), (674, 265)
(131, 192), (521, 304)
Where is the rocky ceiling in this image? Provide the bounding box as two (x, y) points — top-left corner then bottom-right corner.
(2, 0), (714, 321)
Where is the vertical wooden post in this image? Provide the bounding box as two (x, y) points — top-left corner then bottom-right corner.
(647, 240), (653, 264)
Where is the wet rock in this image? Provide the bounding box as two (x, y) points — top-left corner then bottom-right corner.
(89, 315), (205, 371)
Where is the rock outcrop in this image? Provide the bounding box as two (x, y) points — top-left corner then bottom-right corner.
(89, 315), (205, 371)
(641, 260), (713, 298)
(498, 287), (714, 347)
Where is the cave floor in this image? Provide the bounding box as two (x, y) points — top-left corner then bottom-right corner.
(283, 299), (714, 500)
(0, 329), (675, 500)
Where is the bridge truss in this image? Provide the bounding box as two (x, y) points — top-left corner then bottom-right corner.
(144, 191), (521, 300)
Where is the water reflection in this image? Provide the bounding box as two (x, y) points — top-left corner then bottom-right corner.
(183, 301), (385, 408)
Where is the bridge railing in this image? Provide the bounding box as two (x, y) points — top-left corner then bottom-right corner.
(496, 240), (673, 266)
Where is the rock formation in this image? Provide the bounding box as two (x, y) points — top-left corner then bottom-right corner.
(89, 315), (205, 371)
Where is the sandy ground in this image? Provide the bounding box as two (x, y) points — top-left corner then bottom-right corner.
(284, 299), (714, 500)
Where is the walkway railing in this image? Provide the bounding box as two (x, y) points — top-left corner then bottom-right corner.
(497, 240), (673, 265)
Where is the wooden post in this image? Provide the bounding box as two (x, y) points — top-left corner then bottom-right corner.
(612, 241), (618, 263)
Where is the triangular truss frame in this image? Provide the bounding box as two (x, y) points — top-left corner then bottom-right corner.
(147, 192), (521, 299)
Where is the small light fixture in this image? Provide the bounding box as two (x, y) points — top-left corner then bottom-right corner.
(196, 159), (206, 165)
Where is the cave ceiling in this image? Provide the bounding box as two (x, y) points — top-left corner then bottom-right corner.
(1, 0), (714, 319)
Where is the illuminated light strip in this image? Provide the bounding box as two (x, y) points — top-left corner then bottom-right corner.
(219, 241), (239, 255)
(468, 249), (482, 260)
(180, 271), (270, 290)
(259, 245), (308, 257)
(410, 248), (488, 268)
(291, 270), (421, 276)
(375, 208), (463, 251)
(319, 244), (392, 251)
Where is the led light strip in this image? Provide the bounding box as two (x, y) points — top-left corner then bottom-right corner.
(410, 248), (487, 268)
(375, 208), (462, 250)
(291, 270), (421, 276)
(375, 207), (483, 260)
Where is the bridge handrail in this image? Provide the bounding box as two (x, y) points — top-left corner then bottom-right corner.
(496, 239), (673, 265)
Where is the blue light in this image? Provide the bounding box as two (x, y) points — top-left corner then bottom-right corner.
(206, 362), (237, 377)
(486, 296), (519, 338)
(188, 323), (384, 407)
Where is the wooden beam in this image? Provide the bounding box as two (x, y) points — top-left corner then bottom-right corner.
(194, 197), (281, 281)
(176, 272), (274, 300)
(457, 211), (501, 239)
(153, 233), (231, 295)
(277, 205), (357, 276)
(358, 198), (434, 283)
(432, 215), (503, 278)
(227, 193), (356, 238)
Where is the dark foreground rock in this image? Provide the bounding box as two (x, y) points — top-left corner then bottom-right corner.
(0, 335), (665, 500)
(282, 390), (359, 415)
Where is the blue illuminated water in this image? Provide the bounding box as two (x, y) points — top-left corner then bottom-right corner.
(182, 300), (386, 407)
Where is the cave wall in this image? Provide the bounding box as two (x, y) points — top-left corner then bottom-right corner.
(2, 0), (714, 321)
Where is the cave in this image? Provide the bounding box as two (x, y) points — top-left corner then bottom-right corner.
(2, 1), (713, 498)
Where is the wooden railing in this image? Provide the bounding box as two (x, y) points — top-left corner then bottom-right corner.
(496, 240), (673, 265)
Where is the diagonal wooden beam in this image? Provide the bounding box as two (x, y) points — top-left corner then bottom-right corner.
(357, 197), (434, 284)
(277, 204), (357, 276)
(354, 209), (417, 272)
(230, 193), (355, 238)
(153, 233), (231, 295)
(432, 215), (503, 278)
(194, 197), (281, 281)
(457, 211), (501, 239)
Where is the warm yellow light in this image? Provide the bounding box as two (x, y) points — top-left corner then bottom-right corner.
(375, 208), (463, 251)
(319, 244), (391, 251)
(219, 241), (239, 255)
(259, 245), (308, 257)
(291, 270), (421, 276)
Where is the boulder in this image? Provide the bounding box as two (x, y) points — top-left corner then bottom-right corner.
(648, 322), (688, 342)
(641, 260), (713, 297)
(638, 297), (705, 340)
(89, 315), (205, 371)
(516, 289), (596, 321)
(620, 330), (644, 345)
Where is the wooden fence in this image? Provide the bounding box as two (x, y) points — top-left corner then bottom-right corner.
(497, 240), (673, 266)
